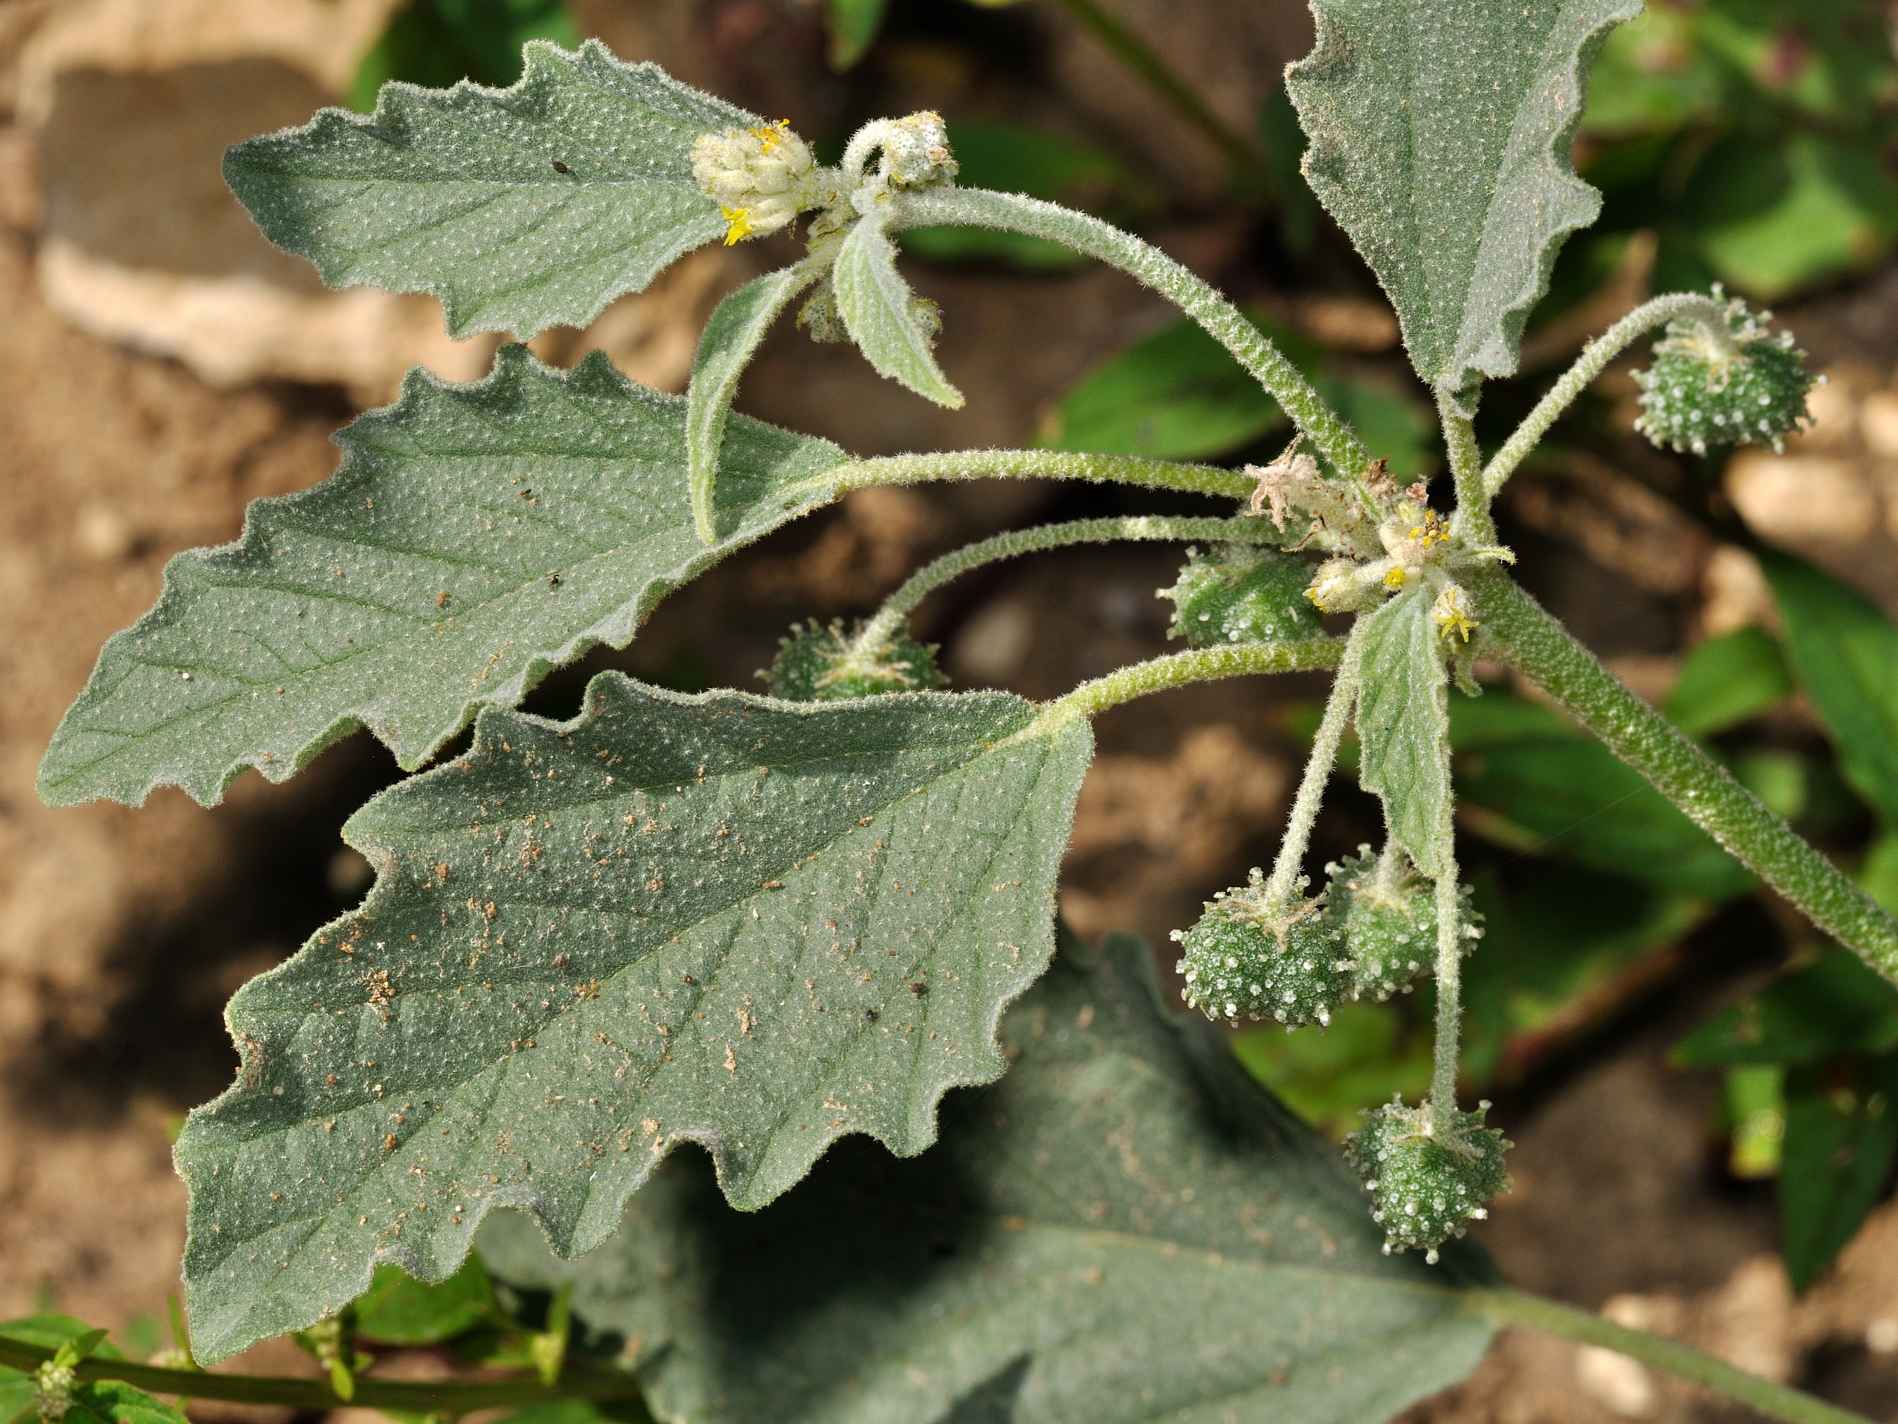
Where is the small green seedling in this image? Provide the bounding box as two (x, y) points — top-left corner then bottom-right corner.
(24, 4), (1897, 1422)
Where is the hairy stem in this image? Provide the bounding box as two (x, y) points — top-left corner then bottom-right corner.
(790, 447), (1256, 505)
(891, 187), (1374, 504)
(1482, 293), (1730, 499)
(1467, 1290), (1874, 1424)
(1050, 0), (1268, 186)
(1476, 570), (1898, 983)
(1035, 637), (1346, 729)
(1439, 394), (1494, 547)
(1428, 863), (1464, 1136)
(853, 513), (1289, 651)
(0, 1337), (648, 1416)
(1264, 622), (1367, 905)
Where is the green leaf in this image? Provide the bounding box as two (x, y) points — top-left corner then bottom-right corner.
(173, 675), (1092, 1363)
(1685, 133), (1898, 300)
(1674, 950), (1898, 1069)
(1232, 1000), (1433, 1136)
(353, 1255), (497, 1344)
(1036, 309), (1435, 470)
(1723, 1065), (1786, 1179)
(825, 0), (890, 70)
(1865, 832), (1898, 915)
(686, 264), (821, 544)
(1450, 696), (1756, 900)
(1356, 590), (1452, 880)
(478, 936), (1497, 1424)
(1036, 313), (1292, 460)
(1460, 868), (1707, 1083)
(1780, 1057), (1898, 1291)
(0, 1320), (185, 1424)
(347, 0), (581, 113)
(1287, 0), (1641, 411)
(1764, 552), (1898, 825)
(38, 346), (846, 808)
(1662, 626), (1792, 738)
(226, 41), (752, 339)
(832, 219), (965, 409)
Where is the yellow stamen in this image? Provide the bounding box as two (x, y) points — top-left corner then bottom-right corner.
(721, 206), (753, 245)
(1383, 567), (1408, 590)
(1434, 592), (1476, 643)
(750, 119), (791, 152)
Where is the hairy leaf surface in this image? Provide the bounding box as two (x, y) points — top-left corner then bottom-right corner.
(1287, 0), (1639, 411)
(1356, 590), (1452, 879)
(686, 264), (821, 544)
(480, 937), (1497, 1424)
(833, 219), (964, 409)
(226, 41), (750, 338)
(39, 346), (846, 808)
(174, 676), (1092, 1363)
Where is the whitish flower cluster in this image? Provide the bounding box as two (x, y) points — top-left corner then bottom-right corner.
(1632, 289), (1819, 456)
(690, 119), (820, 245)
(34, 1360), (77, 1422)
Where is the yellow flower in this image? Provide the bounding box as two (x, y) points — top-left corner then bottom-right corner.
(720, 206), (754, 245)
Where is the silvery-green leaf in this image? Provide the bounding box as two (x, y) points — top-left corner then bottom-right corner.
(687, 264), (822, 545)
(1287, 0), (1640, 412)
(832, 218), (965, 409)
(1356, 589), (1453, 879)
(38, 347), (846, 809)
(480, 936), (1497, 1424)
(173, 675), (1092, 1364)
(226, 41), (753, 338)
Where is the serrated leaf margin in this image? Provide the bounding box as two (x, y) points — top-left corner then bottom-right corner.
(37, 346), (848, 809)
(173, 673), (1093, 1362)
(1288, 0), (1640, 413)
(224, 39), (756, 338)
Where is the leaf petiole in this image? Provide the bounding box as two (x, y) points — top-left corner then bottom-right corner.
(888, 186), (1378, 510)
(850, 513), (1297, 655)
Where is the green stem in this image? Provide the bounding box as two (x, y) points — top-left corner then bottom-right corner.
(0, 1337), (648, 1415)
(1428, 860), (1464, 1136)
(1263, 621), (1366, 905)
(1035, 637), (1346, 729)
(1476, 570), (1898, 985)
(853, 513), (1289, 651)
(1439, 393), (1494, 547)
(791, 447), (1256, 505)
(1050, 0), (1268, 187)
(1482, 293), (1730, 499)
(891, 187), (1374, 503)
(1468, 1289), (1874, 1424)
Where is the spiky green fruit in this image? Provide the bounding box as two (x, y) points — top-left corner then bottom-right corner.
(1632, 295), (1818, 457)
(1160, 544), (1323, 648)
(765, 620), (945, 702)
(1172, 871), (1349, 1028)
(1323, 847), (1482, 1003)
(1345, 1098), (1510, 1263)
